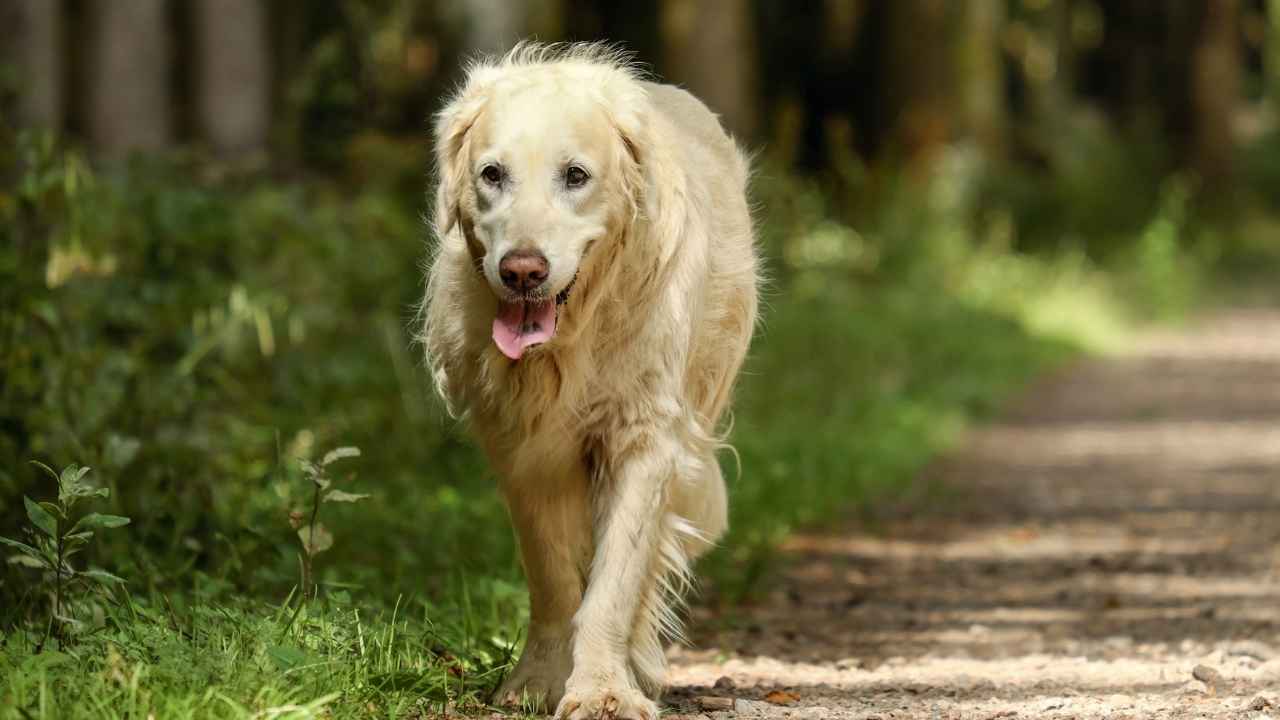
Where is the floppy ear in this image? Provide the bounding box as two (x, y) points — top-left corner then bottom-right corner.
(432, 69), (497, 238)
(611, 98), (689, 271)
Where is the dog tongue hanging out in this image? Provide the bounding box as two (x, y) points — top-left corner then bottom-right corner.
(492, 299), (556, 359)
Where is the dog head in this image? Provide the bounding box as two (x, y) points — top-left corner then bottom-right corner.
(432, 45), (650, 361)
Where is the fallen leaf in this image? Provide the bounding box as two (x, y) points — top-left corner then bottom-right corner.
(763, 690), (800, 706)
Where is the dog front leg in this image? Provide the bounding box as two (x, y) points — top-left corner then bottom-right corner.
(557, 429), (688, 720)
(496, 473), (593, 711)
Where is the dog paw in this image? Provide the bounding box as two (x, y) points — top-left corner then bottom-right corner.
(493, 630), (574, 712)
(493, 666), (568, 713)
(555, 685), (657, 720)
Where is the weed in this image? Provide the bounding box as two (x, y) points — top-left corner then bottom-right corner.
(289, 446), (368, 603)
(1, 462), (130, 647)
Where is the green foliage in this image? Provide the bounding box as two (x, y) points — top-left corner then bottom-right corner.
(1, 588), (522, 719)
(2, 463), (130, 646)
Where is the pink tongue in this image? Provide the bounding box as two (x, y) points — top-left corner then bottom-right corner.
(492, 300), (557, 360)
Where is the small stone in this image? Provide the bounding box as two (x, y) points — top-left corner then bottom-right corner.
(1248, 696), (1274, 712)
(713, 676), (736, 690)
(696, 696), (734, 712)
(733, 699), (769, 715)
(1192, 664), (1223, 687)
(790, 707), (829, 720)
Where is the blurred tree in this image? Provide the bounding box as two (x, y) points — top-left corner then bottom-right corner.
(193, 0), (271, 158)
(1020, 0), (1076, 130)
(957, 0), (1006, 160)
(659, 0), (759, 141)
(1269, 0), (1280, 107)
(86, 0), (172, 158)
(448, 0), (564, 56)
(1191, 0), (1241, 191)
(1, 0), (63, 130)
(882, 0), (953, 170)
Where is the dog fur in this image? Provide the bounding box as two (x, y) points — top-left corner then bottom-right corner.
(421, 43), (758, 720)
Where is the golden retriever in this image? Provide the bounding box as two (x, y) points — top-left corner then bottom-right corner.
(421, 43), (758, 720)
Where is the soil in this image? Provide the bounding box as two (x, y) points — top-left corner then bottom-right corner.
(665, 309), (1280, 719)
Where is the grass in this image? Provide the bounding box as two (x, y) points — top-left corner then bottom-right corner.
(0, 135), (1217, 718)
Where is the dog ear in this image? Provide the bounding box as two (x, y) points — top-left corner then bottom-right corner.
(432, 68), (499, 238)
(611, 98), (689, 271)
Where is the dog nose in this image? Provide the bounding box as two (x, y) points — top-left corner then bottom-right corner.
(499, 250), (549, 292)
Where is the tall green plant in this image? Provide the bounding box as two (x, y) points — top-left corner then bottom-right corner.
(1, 463), (130, 645)
(291, 446), (368, 603)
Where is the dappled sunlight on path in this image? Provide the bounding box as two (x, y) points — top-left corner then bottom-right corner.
(667, 309), (1280, 719)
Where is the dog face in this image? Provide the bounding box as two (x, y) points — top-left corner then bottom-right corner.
(437, 76), (638, 360)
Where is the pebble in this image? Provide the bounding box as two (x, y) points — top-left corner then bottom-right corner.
(713, 675), (736, 690)
(789, 707), (829, 720)
(1192, 663), (1224, 688)
(1248, 695), (1274, 711)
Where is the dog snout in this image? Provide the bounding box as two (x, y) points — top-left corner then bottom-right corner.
(499, 250), (550, 293)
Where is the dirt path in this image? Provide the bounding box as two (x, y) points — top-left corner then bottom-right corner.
(666, 309), (1280, 719)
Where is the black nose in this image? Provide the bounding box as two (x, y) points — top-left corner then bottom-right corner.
(499, 250), (549, 292)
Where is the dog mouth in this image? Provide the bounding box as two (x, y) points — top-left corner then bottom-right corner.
(491, 277), (576, 361)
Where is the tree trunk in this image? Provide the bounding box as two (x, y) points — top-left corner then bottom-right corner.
(447, 0), (562, 57)
(2, 0), (63, 130)
(882, 0), (953, 169)
(86, 0), (172, 158)
(1190, 0), (1240, 192)
(956, 0), (1005, 160)
(1266, 0), (1280, 116)
(193, 0), (271, 157)
(660, 0), (760, 141)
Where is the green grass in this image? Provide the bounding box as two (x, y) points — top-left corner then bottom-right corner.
(0, 135), (1212, 718)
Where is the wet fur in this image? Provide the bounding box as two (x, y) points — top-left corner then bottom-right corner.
(421, 43), (758, 719)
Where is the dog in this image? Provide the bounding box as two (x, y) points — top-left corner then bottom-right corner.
(421, 43), (758, 720)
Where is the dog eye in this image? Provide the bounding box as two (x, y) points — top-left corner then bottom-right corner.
(480, 164), (504, 186)
(565, 165), (590, 189)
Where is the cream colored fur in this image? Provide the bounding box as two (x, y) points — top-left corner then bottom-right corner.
(421, 43), (758, 720)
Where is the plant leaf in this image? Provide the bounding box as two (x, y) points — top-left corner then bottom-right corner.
(297, 524), (333, 555)
(7, 554), (45, 569)
(29, 460), (59, 482)
(81, 568), (127, 585)
(24, 496), (57, 537)
(298, 459), (320, 478)
(57, 464), (95, 502)
(71, 513), (131, 533)
(323, 490), (369, 504)
(267, 644), (310, 671)
(62, 464), (92, 488)
(320, 446), (360, 466)
(0, 535), (43, 558)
